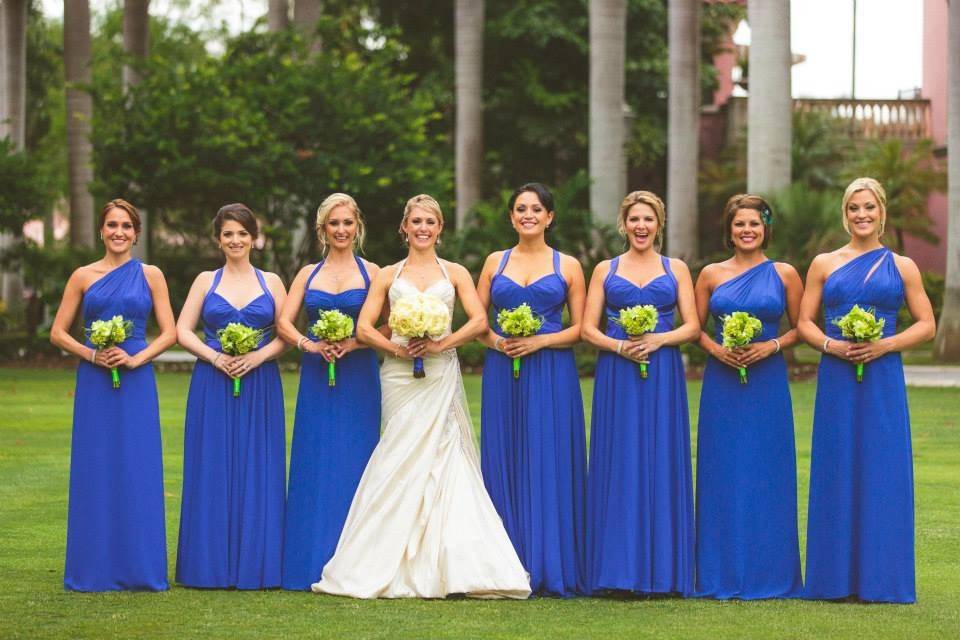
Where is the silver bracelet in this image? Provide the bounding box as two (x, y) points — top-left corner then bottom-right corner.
(822, 338), (831, 354)
(89, 348), (97, 364)
(212, 352), (223, 366)
(772, 338), (781, 353)
(494, 337), (505, 352)
(616, 340), (624, 355)
(297, 336), (308, 351)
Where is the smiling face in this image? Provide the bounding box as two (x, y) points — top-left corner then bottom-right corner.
(218, 219), (254, 260)
(323, 204), (358, 252)
(729, 208), (766, 252)
(100, 207), (137, 255)
(623, 202), (660, 252)
(844, 189), (884, 239)
(509, 191), (554, 238)
(402, 206), (443, 249)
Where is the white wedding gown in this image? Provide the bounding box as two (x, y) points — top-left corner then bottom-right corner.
(311, 260), (531, 599)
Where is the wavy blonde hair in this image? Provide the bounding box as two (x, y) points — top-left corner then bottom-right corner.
(315, 193), (366, 254)
(618, 190), (666, 251)
(841, 177), (887, 237)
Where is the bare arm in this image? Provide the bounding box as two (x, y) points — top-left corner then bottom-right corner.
(431, 262), (488, 351)
(357, 265), (410, 357)
(50, 268), (98, 362)
(277, 265), (312, 347)
(475, 252), (504, 350)
(580, 260), (619, 352)
(776, 262), (804, 350)
(128, 265), (178, 366)
(249, 272), (289, 363)
(645, 258), (699, 348)
(176, 272), (223, 364)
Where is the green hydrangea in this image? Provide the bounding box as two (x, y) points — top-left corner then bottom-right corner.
(616, 305), (659, 336)
(86, 315), (133, 348)
(310, 310), (355, 342)
(497, 303), (543, 337)
(833, 304), (885, 342)
(721, 311), (763, 349)
(217, 322), (265, 356)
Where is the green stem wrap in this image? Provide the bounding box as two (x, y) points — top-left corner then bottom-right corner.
(328, 360), (337, 387)
(512, 357), (520, 379)
(110, 367), (120, 389)
(856, 362), (864, 383)
(639, 362), (648, 379)
(233, 376), (241, 397)
(738, 366), (748, 384)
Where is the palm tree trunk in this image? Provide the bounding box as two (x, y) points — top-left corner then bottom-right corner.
(65, 0), (95, 249)
(589, 0), (627, 227)
(268, 0), (289, 32)
(666, 0), (700, 260)
(747, 0), (792, 195)
(455, 0), (484, 229)
(934, 0), (960, 361)
(122, 0), (149, 92)
(294, 0), (322, 52)
(1, 0), (28, 309)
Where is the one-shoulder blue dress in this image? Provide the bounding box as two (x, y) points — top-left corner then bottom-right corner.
(804, 247), (915, 603)
(176, 267), (286, 589)
(281, 257), (380, 590)
(65, 259), (168, 591)
(695, 260), (802, 599)
(586, 255), (694, 595)
(481, 248), (587, 596)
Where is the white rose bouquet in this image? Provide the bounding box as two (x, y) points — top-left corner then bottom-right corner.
(388, 293), (450, 378)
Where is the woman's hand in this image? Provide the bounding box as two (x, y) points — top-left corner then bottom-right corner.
(101, 346), (137, 369)
(824, 338), (856, 362)
(710, 343), (742, 370)
(211, 353), (236, 375)
(225, 351), (264, 378)
(500, 335), (547, 359)
(330, 337), (361, 358)
(623, 333), (664, 362)
(846, 338), (893, 364)
(408, 337), (447, 357)
(734, 340), (779, 367)
(303, 339), (337, 362)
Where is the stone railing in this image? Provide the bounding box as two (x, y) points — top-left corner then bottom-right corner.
(794, 98), (932, 142)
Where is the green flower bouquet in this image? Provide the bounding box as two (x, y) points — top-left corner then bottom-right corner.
(217, 322), (266, 397)
(832, 304), (885, 383)
(721, 311), (763, 384)
(614, 304), (659, 379)
(496, 303), (544, 379)
(86, 315), (134, 389)
(309, 310), (355, 387)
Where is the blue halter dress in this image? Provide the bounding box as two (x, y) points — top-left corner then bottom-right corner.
(176, 267), (286, 589)
(804, 247), (915, 603)
(65, 259), (168, 591)
(481, 248), (587, 596)
(695, 260), (802, 599)
(281, 257), (381, 590)
(586, 255), (694, 595)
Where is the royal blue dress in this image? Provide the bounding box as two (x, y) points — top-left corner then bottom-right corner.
(65, 259), (168, 591)
(805, 247), (915, 603)
(281, 257), (380, 590)
(695, 260), (802, 599)
(176, 267), (286, 589)
(481, 248), (587, 596)
(586, 255), (694, 595)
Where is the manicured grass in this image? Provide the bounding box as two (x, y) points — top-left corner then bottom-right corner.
(0, 368), (958, 639)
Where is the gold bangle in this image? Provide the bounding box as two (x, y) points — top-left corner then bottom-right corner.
(297, 336), (308, 351)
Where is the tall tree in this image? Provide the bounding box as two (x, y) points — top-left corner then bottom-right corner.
(1, 0), (28, 308)
(65, 0), (95, 248)
(589, 0), (627, 226)
(666, 0), (700, 259)
(294, 0), (322, 51)
(935, 0), (960, 361)
(268, 0), (290, 32)
(122, 0), (149, 91)
(454, 0), (483, 228)
(747, 0), (792, 196)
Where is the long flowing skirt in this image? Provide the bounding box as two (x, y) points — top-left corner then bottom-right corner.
(586, 347), (694, 595)
(176, 360), (286, 589)
(481, 347), (587, 597)
(804, 352), (915, 603)
(65, 359), (168, 591)
(312, 351), (530, 599)
(696, 354), (802, 599)
(281, 350), (380, 590)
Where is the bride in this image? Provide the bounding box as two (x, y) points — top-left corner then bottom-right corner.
(311, 195), (531, 599)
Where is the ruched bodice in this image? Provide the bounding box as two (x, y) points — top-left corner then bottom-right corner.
(201, 268), (275, 350)
(491, 249), (567, 336)
(823, 248), (902, 340)
(82, 259), (151, 350)
(304, 256), (371, 334)
(709, 260), (784, 343)
(603, 255), (677, 339)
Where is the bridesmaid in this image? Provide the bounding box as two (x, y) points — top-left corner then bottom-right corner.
(278, 194), (381, 590)
(581, 190), (700, 596)
(476, 183), (587, 596)
(51, 198), (176, 591)
(693, 194), (804, 599)
(799, 177), (935, 603)
(175, 203), (288, 589)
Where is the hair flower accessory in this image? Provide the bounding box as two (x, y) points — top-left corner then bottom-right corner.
(760, 206), (773, 226)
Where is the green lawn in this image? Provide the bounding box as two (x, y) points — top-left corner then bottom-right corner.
(0, 368), (958, 639)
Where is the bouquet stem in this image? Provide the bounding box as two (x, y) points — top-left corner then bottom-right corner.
(856, 362), (864, 383)
(413, 356), (425, 379)
(110, 367), (120, 389)
(233, 377), (241, 397)
(512, 357), (520, 379)
(639, 362), (648, 379)
(328, 360), (337, 387)
(738, 366), (748, 384)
